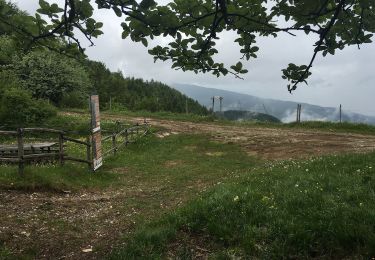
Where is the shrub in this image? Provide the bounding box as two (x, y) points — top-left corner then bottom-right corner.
(60, 91), (88, 109)
(13, 50), (90, 106)
(0, 87), (56, 126)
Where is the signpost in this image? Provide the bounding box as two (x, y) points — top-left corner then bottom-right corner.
(90, 95), (103, 171)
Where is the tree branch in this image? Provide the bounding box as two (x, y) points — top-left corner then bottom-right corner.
(288, 0), (347, 92)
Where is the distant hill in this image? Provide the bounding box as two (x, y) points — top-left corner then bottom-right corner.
(217, 110), (281, 123)
(173, 84), (375, 124)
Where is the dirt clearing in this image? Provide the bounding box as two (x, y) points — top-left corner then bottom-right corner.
(108, 115), (375, 160)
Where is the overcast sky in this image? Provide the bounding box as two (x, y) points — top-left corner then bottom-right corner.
(13, 0), (375, 116)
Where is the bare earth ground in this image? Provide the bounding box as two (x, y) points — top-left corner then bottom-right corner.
(125, 116), (375, 160)
(2, 115), (375, 259)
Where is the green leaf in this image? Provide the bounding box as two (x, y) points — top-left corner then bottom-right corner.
(113, 6), (122, 17)
(141, 38), (148, 47)
(140, 0), (156, 9)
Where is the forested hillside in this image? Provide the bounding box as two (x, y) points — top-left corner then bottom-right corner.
(0, 0), (207, 126)
(85, 61), (207, 114)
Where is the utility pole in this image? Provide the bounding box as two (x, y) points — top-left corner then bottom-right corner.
(296, 104), (299, 123)
(262, 103), (268, 115)
(185, 98), (188, 114)
(109, 96), (112, 111)
(219, 97), (223, 112)
(296, 104), (302, 123)
(339, 104), (342, 123)
(211, 96), (215, 113)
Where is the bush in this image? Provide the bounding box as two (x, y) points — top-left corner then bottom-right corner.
(13, 50), (90, 106)
(0, 87), (56, 126)
(60, 91), (87, 109)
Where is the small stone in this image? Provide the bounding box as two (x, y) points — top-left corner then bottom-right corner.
(82, 247), (93, 253)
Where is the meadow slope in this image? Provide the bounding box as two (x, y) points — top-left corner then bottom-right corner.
(1, 112), (375, 259)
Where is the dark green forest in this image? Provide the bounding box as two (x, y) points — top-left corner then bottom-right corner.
(217, 110), (281, 123)
(0, 0), (208, 126)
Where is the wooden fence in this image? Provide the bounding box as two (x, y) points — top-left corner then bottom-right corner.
(0, 122), (149, 174)
(102, 123), (149, 158)
(0, 128), (91, 175)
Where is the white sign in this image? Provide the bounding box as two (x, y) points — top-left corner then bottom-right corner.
(90, 95), (103, 171)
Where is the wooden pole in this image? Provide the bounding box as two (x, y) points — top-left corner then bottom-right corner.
(59, 133), (64, 166)
(86, 136), (92, 170)
(296, 104), (299, 123)
(262, 104), (268, 115)
(125, 129), (129, 146)
(212, 97), (215, 113)
(185, 98), (188, 114)
(299, 104), (302, 122)
(17, 128), (24, 176)
(339, 104), (342, 123)
(112, 134), (117, 155)
(109, 96), (112, 111)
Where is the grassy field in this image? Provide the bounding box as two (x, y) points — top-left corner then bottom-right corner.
(1, 112), (375, 259)
(0, 132), (258, 259)
(112, 152), (375, 259)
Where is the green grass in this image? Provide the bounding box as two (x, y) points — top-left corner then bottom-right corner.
(112, 152), (375, 259)
(283, 121), (375, 135)
(2, 111), (375, 258)
(225, 120), (375, 135)
(0, 164), (117, 191)
(0, 132), (256, 192)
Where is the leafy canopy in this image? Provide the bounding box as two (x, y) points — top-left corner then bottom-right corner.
(2, 0), (374, 91)
(11, 50), (91, 105)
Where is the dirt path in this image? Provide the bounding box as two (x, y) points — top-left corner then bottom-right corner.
(105, 114), (375, 160)
(2, 114), (375, 259)
(0, 176), (209, 259)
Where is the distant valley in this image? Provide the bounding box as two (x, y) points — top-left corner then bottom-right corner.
(173, 84), (375, 125)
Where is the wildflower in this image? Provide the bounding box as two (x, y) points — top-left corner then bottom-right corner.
(295, 184), (299, 187)
(233, 196), (239, 202)
(305, 169), (309, 172)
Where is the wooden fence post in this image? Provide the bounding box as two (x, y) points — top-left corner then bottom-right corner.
(17, 128), (24, 176)
(296, 104), (299, 123)
(112, 134), (117, 155)
(339, 104), (342, 123)
(86, 136), (92, 170)
(125, 129), (128, 146)
(59, 133), (64, 166)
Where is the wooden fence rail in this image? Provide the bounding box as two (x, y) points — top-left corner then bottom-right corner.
(102, 123), (149, 159)
(0, 122), (150, 174)
(0, 128), (91, 175)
